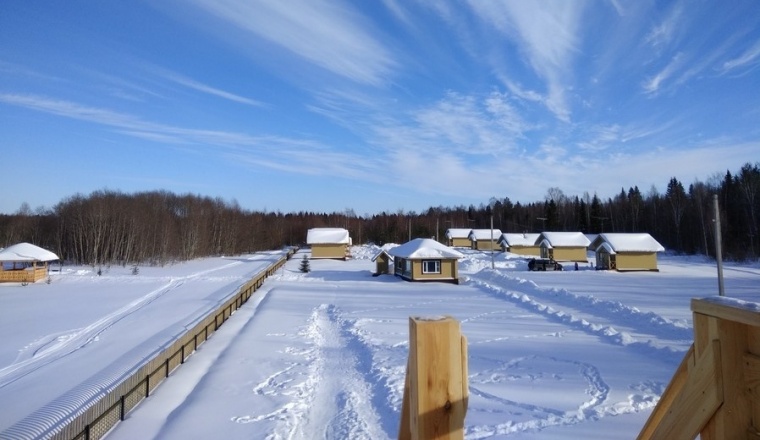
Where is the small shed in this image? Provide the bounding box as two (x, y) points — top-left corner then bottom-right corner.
(498, 233), (541, 256)
(536, 232), (590, 262)
(306, 228), (351, 260)
(0, 242), (59, 283)
(371, 246), (395, 275)
(388, 238), (464, 283)
(445, 228), (472, 248)
(590, 233), (665, 271)
(468, 229), (502, 251)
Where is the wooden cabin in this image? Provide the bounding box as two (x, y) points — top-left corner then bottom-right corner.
(0, 242), (59, 283)
(468, 229), (502, 251)
(445, 228), (472, 248)
(498, 233), (541, 256)
(536, 232), (590, 262)
(306, 228), (351, 260)
(590, 233), (665, 271)
(388, 238), (463, 284)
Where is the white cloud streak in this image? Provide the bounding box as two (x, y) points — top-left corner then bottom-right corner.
(161, 72), (265, 107)
(0, 93), (375, 179)
(188, 0), (396, 86)
(466, 1), (585, 122)
(642, 53), (684, 95)
(721, 39), (760, 73)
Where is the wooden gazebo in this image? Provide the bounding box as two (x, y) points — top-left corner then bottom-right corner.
(0, 242), (59, 283)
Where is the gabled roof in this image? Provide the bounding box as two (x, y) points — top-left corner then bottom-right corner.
(536, 232), (590, 248)
(306, 228), (350, 244)
(388, 238), (464, 260)
(591, 233), (665, 254)
(0, 242), (59, 262)
(498, 233), (540, 246)
(371, 244), (398, 262)
(445, 228), (472, 239)
(468, 229), (502, 241)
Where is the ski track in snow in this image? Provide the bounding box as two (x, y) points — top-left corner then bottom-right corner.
(0, 260), (249, 390)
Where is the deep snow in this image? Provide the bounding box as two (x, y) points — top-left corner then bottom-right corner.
(1, 246), (759, 439)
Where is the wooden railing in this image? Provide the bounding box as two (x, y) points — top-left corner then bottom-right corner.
(638, 296), (760, 439)
(26, 249), (296, 440)
(0, 267), (47, 283)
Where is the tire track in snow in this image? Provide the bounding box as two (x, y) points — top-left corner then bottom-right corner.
(466, 270), (688, 366)
(272, 304), (389, 440)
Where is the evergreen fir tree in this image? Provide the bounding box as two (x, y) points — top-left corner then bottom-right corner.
(299, 255), (310, 273)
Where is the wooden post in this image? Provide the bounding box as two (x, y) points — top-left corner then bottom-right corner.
(399, 316), (468, 440)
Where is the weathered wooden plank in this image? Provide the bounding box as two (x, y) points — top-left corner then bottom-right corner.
(645, 339), (723, 440)
(404, 316), (467, 440)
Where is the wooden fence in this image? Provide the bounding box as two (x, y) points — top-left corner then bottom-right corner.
(40, 249), (295, 440)
(638, 296), (760, 439)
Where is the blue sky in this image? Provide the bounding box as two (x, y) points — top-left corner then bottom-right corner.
(1, 1), (759, 216)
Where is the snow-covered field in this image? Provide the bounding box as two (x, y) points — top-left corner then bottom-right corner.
(2, 246), (759, 439)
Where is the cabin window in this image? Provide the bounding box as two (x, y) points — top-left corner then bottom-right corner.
(422, 260), (441, 274)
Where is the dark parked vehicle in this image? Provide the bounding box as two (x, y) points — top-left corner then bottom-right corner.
(528, 258), (563, 271)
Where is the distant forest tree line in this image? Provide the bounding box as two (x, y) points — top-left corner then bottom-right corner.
(1, 162), (758, 265)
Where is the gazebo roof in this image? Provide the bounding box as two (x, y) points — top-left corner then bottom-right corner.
(0, 242), (59, 262)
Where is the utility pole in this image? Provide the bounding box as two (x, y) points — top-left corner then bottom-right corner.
(713, 194), (725, 296)
(490, 214), (495, 269)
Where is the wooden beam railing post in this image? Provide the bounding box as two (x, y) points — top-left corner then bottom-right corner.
(399, 316), (468, 440)
(638, 296), (760, 439)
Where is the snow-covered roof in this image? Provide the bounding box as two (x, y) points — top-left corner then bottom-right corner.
(498, 233), (540, 246)
(0, 242), (59, 262)
(536, 232), (590, 248)
(445, 228), (472, 239)
(467, 229), (502, 241)
(370, 244), (398, 262)
(591, 233), (665, 254)
(388, 238), (464, 260)
(306, 228), (350, 244)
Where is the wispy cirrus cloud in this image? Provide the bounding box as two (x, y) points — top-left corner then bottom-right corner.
(188, 0), (396, 86)
(374, 91), (529, 158)
(0, 93), (375, 178)
(643, 53), (685, 95)
(720, 39), (760, 74)
(158, 71), (265, 107)
(644, 3), (684, 52)
(465, 2), (585, 122)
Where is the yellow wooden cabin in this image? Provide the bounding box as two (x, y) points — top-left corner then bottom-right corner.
(467, 229), (502, 251)
(536, 232), (590, 262)
(590, 233), (664, 271)
(498, 233), (541, 256)
(389, 238), (463, 284)
(445, 228), (472, 248)
(306, 228), (351, 260)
